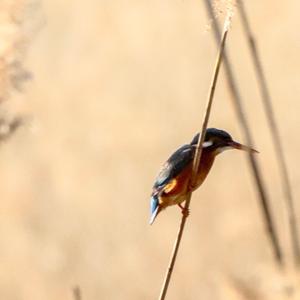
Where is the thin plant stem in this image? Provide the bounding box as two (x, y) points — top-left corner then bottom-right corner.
(203, 0), (283, 266)
(158, 14), (232, 300)
(238, 0), (300, 267)
(72, 286), (82, 300)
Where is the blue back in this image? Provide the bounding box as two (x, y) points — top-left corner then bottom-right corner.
(153, 144), (194, 191)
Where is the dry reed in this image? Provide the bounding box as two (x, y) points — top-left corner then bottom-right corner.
(238, 0), (300, 268)
(0, 117), (23, 142)
(0, 1), (36, 139)
(203, 0), (283, 267)
(158, 12), (232, 300)
(72, 286), (82, 300)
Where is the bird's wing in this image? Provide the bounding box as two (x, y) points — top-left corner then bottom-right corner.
(152, 144), (195, 194)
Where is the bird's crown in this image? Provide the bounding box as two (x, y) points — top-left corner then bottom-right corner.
(190, 128), (233, 146)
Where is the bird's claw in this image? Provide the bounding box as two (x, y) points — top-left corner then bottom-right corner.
(181, 207), (190, 218)
(178, 204), (190, 218)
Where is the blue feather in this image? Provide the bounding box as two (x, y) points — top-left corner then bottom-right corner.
(149, 195), (159, 225)
(153, 144), (194, 191)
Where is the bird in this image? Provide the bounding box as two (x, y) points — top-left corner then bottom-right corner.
(149, 128), (258, 224)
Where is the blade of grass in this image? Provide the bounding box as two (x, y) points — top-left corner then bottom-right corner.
(238, 0), (300, 268)
(158, 13), (232, 300)
(203, 0), (283, 266)
(72, 286), (82, 300)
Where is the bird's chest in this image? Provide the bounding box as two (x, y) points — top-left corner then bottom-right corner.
(192, 151), (215, 190)
(159, 151), (215, 207)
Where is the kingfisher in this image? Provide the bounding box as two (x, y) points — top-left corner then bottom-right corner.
(150, 128), (258, 224)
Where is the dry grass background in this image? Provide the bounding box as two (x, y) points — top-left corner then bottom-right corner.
(0, 0), (300, 299)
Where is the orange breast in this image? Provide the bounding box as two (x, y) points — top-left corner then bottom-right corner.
(193, 150), (215, 191)
(164, 149), (216, 196)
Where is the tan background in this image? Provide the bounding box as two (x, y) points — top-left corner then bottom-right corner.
(0, 0), (300, 299)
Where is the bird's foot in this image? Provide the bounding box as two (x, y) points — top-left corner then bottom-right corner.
(178, 204), (190, 218)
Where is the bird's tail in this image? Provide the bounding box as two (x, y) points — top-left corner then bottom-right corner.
(149, 195), (160, 225)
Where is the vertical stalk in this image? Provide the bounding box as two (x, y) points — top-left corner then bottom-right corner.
(158, 13), (232, 300)
(238, 0), (300, 267)
(203, 0), (283, 266)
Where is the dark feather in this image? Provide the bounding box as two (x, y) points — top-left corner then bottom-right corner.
(153, 144), (195, 193)
(149, 195), (160, 224)
(191, 128), (232, 145)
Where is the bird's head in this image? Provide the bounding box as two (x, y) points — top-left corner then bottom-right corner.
(191, 128), (258, 155)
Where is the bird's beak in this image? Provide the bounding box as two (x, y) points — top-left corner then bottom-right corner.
(228, 141), (259, 154)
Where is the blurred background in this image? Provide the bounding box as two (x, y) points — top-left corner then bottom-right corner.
(0, 0), (300, 299)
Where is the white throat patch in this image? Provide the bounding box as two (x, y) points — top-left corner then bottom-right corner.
(216, 146), (231, 153)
